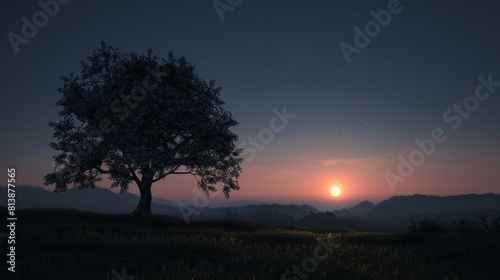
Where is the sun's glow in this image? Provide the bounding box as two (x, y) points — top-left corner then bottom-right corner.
(330, 186), (341, 197)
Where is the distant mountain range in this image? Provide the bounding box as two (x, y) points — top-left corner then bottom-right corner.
(2, 186), (499, 228)
(336, 193), (500, 225)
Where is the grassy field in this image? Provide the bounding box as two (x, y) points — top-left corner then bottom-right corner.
(1, 208), (499, 280)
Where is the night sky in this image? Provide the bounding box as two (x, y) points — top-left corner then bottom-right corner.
(1, 0), (499, 210)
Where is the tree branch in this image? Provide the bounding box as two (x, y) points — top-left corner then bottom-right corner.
(127, 163), (141, 184)
(171, 171), (194, 175)
(151, 165), (186, 182)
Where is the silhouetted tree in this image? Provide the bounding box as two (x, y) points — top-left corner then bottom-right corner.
(44, 42), (242, 216)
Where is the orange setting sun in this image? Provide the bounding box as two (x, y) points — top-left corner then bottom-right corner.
(330, 186), (341, 197)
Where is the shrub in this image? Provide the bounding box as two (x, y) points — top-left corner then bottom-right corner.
(408, 217), (449, 234)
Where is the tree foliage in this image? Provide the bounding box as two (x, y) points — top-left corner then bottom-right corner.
(44, 42), (243, 215)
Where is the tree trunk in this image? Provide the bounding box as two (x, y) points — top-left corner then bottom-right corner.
(130, 176), (153, 217)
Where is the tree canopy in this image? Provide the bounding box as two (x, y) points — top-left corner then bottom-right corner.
(44, 42), (243, 216)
